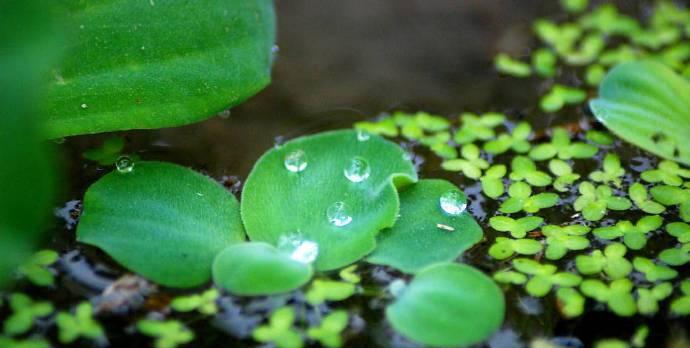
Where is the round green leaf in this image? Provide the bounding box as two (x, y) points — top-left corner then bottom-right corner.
(77, 161), (244, 288)
(386, 263), (504, 347)
(212, 242), (313, 295)
(242, 130), (417, 271)
(367, 180), (482, 273)
(44, 0), (276, 138)
(590, 61), (690, 165)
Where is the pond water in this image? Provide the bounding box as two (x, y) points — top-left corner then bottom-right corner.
(9, 1), (689, 347)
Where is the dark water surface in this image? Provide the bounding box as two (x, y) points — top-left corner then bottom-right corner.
(25, 1), (690, 347)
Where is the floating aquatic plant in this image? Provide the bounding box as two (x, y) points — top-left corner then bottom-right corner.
(495, 53), (532, 77)
(580, 279), (636, 316)
(508, 156), (552, 187)
(543, 224), (591, 260)
(658, 244), (690, 266)
(252, 307), (303, 348)
(305, 280), (356, 306)
(549, 159), (581, 192)
(481, 164), (507, 199)
(641, 160), (690, 186)
(589, 153), (625, 187)
(489, 237), (543, 260)
(489, 216), (543, 239)
(670, 280), (690, 316)
(636, 282), (673, 315)
(368, 180), (482, 273)
(441, 143), (489, 179)
(170, 288), (219, 315)
(667, 222), (690, 243)
(454, 112), (505, 144)
(575, 243), (632, 280)
(2, 293), (53, 336)
(650, 185), (690, 221)
(307, 310), (348, 348)
(386, 263), (504, 347)
(499, 182), (559, 214)
(540, 85), (587, 112)
(633, 257), (678, 282)
(556, 288), (586, 318)
(629, 183), (666, 214)
(138, 319), (194, 348)
(528, 127), (597, 161)
(509, 258), (582, 297)
(16, 250), (58, 287)
(483, 122), (532, 155)
(573, 182), (632, 221)
(55, 302), (104, 344)
(592, 215), (663, 250)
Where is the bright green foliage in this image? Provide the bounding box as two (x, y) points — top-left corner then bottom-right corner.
(590, 61), (690, 165)
(499, 182), (559, 214)
(598, 45), (641, 66)
(629, 183), (666, 214)
(563, 34), (605, 65)
(575, 243), (632, 280)
(495, 54), (531, 77)
(354, 118), (398, 137)
(44, 0), (276, 138)
(368, 180), (483, 273)
(138, 320), (194, 348)
(441, 144), (489, 179)
(307, 310), (349, 348)
(560, 0), (588, 14)
(77, 161), (245, 288)
(253, 307), (303, 348)
(542, 224), (591, 260)
(670, 280), (690, 315)
(579, 4), (639, 35)
(170, 288), (219, 315)
(573, 182), (632, 221)
(408, 112), (451, 132)
(508, 156), (552, 187)
(528, 128), (598, 161)
(242, 130), (418, 271)
(493, 270), (528, 285)
(489, 237), (543, 260)
(481, 165), (507, 199)
(56, 302), (104, 344)
(595, 339), (630, 348)
(489, 216), (543, 238)
(83, 137), (125, 165)
(589, 153), (625, 187)
(511, 258), (582, 297)
(386, 263), (504, 347)
(585, 130), (614, 146)
(483, 122), (532, 155)
(454, 112), (505, 144)
(213, 242), (313, 296)
(580, 279), (636, 316)
(556, 288), (585, 318)
(650, 185), (690, 221)
(532, 48), (557, 77)
(419, 131), (456, 159)
(631, 325), (649, 348)
(338, 265), (360, 284)
(633, 257), (678, 282)
(549, 159), (581, 192)
(540, 85), (587, 112)
(636, 282), (673, 315)
(586, 64), (607, 86)
(0, 337), (50, 348)
(593, 215), (663, 250)
(641, 160), (690, 186)
(16, 250), (58, 287)
(655, 248), (687, 273)
(667, 222), (690, 243)
(305, 280), (356, 306)
(2, 293), (53, 336)
(533, 19), (582, 55)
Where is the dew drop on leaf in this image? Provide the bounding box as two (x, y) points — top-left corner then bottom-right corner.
(278, 234), (319, 264)
(439, 191), (467, 216)
(284, 149), (307, 173)
(115, 156), (134, 173)
(326, 201), (353, 227)
(344, 157), (371, 183)
(356, 130), (370, 141)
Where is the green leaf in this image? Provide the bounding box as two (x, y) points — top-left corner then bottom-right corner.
(170, 289), (219, 315)
(3, 293), (54, 336)
(386, 263), (504, 347)
(213, 242), (313, 296)
(242, 130), (417, 271)
(590, 153), (625, 187)
(44, 0), (276, 138)
(253, 307), (303, 348)
(0, 0), (60, 289)
(641, 160), (690, 186)
(307, 310), (349, 348)
(55, 302), (104, 344)
(575, 243), (632, 279)
(77, 161), (245, 288)
(138, 319), (195, 348)
(82, 137), (125, 165)
(305, 280), (356, 305)
(633, 257), (678, 282)
(556, 288), (585, 318)
(532, 48), (557, 77)
(667, 222), (690, 243)
(540, 85), (586, 112)
(481, 165), (506, 199)
(16, 250), (59, 287)
(495, 54), (531, 77)
(489, 237), (543, 260)
(580, 279), (636, 316)
(629, 183), (666, 214)
(637, 283), (673, 315)
(367, 180), (482, 273)
(590, 61), (690, 165)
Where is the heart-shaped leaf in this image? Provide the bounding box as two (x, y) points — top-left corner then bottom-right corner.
(386, 263), (504, 347)
(44, 0), (276, 138)
(367, 179), (482, 273)
(241, 130), (418, 271)
(590, 61), (690, 165)
(77, 161), (245, 288)
(213, 242), (313, 296)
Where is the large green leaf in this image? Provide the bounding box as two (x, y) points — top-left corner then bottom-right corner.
(0, 0), (61, 288)
(241, 130), (418, 271)
(367, 179), (482, 273)
(386, 263), (505, 347)
(44, 0), (275, 138)
(213, 242), (313, 296)
(77, 161), (245, 288)
(590, 61), (690, 165)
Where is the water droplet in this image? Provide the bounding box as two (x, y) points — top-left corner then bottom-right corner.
(356, 130), (370, 141)
(80, 103), (88, 109)
(278, 234), (318, 264)
(284, 150), (307, 173)
(116, 156), (134, 173)
(326, 201), (352, 227)
(439, 190), (467, 216)
(344, 157), (370, 183)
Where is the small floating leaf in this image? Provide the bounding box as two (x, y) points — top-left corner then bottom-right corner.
(593, 215), (663, 250)
(367, 180), (482, 273)
(138, 319), (194, 348)
(633, 257), (678, 282)
(483, 122), (532, 155)
(307, 310), (349, 348)
(575, 243), (632, 279)
(242, 130), (417, 271)
(386, 263), (504, 347)
(77, 161), (245, 288)
(495, 54), (531, 77)
(590, 61), (690, 165)
(55, 302), (104, 344)
(305, 279), (356, 305)
(212, 242), (313, 296)
(580, 279), (636, 316)
(253, 307), (303, 348)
